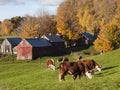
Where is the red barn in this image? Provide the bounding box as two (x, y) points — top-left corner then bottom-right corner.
(17, 38), (52, 60)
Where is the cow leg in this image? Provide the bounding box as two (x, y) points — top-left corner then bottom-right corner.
(73, 74), (78, 80)
(85, 71), (93, 79)
(59, 73), (65, 81)
(59, 70), (67, 81)
(59, 73), (62, 81)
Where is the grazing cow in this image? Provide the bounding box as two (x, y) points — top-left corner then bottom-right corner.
(59, 61), (93, 81)
(46, 59), (56, 70)
(81, 59), (102, 72)
(57, 57), (69, 63)
(59, 61), (80, 81)
(73, 59), (102, 80)
(74, 61), (93, 80)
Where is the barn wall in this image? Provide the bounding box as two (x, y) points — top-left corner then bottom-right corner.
(32, 47), (42, 59)
(13, 46), (17, 54)
(17, 40), (32, 60)
(32, 46), (53, 59)
(51, 42), (65, 49)
(1, 39), (12, 54)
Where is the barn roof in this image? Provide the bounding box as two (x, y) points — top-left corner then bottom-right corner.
(82, 32), (94, 40)
(7, 38), (22, 47)
(25, 38), (52, 47)
(42, 34), (64, 42)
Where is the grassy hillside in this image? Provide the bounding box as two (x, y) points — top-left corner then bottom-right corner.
(0, 48), (120, 90)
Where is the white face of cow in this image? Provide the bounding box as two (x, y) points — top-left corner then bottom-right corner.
(48, 64), (56, 70)
(85, 71), (93, 79)
(95, 65), (102, 72)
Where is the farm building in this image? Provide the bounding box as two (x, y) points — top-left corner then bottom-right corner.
(82, 32), (94, 45)
(41, 34), (65, 49)
(1, 38), (22, 54)
(17, 38), (53, 60)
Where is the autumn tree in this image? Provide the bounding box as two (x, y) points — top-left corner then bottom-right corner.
(1, 19), (14, 35)
(19, 14), (57, 38)
(11, 16), (23, 35)
(77, 0), (95, 32)
(57, 0), (82, 41)
(94, 37), (113, 53)
(19, 15), (39, 38)
(37, 15), (57, 37)
(94, 24), (120, 52)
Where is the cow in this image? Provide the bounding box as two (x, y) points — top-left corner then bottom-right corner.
(46, 59), (56, 70)
(73, 59), (102, 79)
(80, 59), (102, 72)
(59, 61), (93, 81)
(74, 61), (93, 80)
(57, 57), (69, 63)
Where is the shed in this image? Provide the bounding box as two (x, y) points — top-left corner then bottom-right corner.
(41, 34), (65, 49)
(17, 38), (52, 60)
(82, 32), (94, 45)
(1, 38), (22, 54)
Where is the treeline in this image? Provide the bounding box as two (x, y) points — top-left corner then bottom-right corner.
(57, 0), (120, 52)
(0, 14), (57, 38)
(0, 0), (120, 52)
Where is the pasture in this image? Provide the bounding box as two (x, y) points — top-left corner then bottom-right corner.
(0, 48), (120, 90)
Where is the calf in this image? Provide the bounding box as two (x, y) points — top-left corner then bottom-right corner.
(46, 59), (56, 70)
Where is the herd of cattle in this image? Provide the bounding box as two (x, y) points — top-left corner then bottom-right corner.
(45, 56), (102, 81)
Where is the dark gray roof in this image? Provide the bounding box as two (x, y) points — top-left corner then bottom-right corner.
(25, 38), (52, 47)
(7, 38), (22, 47)
(82, 32), (94, 40)
(43, 34), (64, 42)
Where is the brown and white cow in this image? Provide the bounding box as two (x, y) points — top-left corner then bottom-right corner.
(46, 59), (56, 70)
(73, 59), (102, 79)
(80, 59), (102, 72)
(74, 61), (93, 80)
(59, 61), (93, 81)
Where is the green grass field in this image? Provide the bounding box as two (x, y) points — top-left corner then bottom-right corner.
(0, 48), (120, 90)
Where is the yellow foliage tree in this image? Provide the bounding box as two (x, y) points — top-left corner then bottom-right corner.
(94, 24), (120, 52)
(19, 16), (39, 38)
(94, 37), (113, 53)
(1, 19), (14, 35)
(57, 1), (82, 41)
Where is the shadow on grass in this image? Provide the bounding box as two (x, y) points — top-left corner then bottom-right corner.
(95, 65), (119, 77)
(102, 65), (119, 71)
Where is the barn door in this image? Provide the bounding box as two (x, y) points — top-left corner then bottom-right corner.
(19, 47), (32, 60)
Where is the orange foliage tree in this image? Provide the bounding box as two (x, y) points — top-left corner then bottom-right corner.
(94, 24), (120, 52)
(19, 15), (39, 38)
(94, 37), (113, 53)
(1, 19), (14, 35)
(57, 0), (82, 41)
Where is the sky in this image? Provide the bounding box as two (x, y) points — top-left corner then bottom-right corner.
(0, 0), (64, 21)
